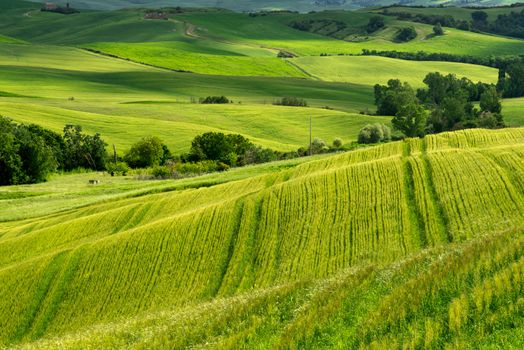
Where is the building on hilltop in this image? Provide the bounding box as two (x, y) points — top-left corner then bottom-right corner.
(144, 12), (169, 20)
(42, 2), (58, 11)
(41, 2), (78, 14)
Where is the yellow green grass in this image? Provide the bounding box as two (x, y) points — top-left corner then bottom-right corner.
(84, 41), (306, 77)
(177, 12), (524, 57)
(0, 128), (523, 348)
(291, 55), (499, 86)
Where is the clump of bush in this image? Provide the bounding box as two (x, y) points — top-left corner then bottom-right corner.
(366, 16), (385, 33)
(273, 97), (308, 107)
(106, 162), (130, 176)
(395, 27), (417, 42)
(124, 136), (170, 169)
(358, 123), (391, 144)
(200, 96), (230, 104)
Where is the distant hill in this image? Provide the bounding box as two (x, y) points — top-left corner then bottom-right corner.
(24, 0), (521, 11)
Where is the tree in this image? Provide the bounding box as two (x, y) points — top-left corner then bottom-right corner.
(395, 27), (417, 42)
(392, 103), (427, 137)
(124, 136), (165, 168)
(189, 132), (254, 166)
(332, 138), (343, 149)
(366, 16), (385, 33)
(471, 11), (488, 23)
(374, 79), (417, 116)
(433, 22), (444, 36)
(499, 63), (524, 98)
(480, 86), (502, 114)
(0, 117), (57, 185)
(63, 125), (107, 170)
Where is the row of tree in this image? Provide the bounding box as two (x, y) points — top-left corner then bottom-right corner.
(0, 119), (106, 185)
(381, 8), (524, 39)
(374, 73), (504, 138)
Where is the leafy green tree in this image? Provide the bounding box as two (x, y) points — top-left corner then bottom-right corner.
(499, 63), (524, 98)
(480, 86), (502, 114)
(433, 22), (444, 36)
(374, 79), (417, 116)
(189, 132), (254, 166)
(395, 27), (417, 42)
(392, 103), (427, 137)
(366, 16), (385, 33)
(124, 136), (165, 169)
(0, 117), (57, 185)
(471, 11), (488, 28)
(63, 125), (107, 171)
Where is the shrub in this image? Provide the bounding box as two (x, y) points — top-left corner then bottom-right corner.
(433, 23), (444, 36)
(395, 27), (417, 42)
(274, 97), (308, 107)
(124, 136), (165, 169)
(106, 162), (130, 176)
(358, 124), (391, 144)
(333, 138), (343, 149)
(309, 138), (328, 154)
(366, 16), (385, 33)
(200, 96), (230, 104)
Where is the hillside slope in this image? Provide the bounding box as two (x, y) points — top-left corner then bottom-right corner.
(1, 128), (523, 349)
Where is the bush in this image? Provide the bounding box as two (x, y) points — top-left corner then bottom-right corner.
(358, 124), (391, 144)
(200, 96), (230, 104)
(309, 138), (328, 154)
(124, 136), (166, 169)
(0, 117), (58, 185)
(332, 138), (343, 149)
(273, 97), (308, 107)
(366, 16), (385, 33)
(433, 23), (444, 36)
(106, 162), (130, 176)
(395, 27), (417, 42)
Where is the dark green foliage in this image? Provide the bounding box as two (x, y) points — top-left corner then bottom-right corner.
(433, 22), (444, 36)
(374, 79), (418, 116)
(106, 162), (130, 176)
(392, 103), (427, 137)
(124, 136), (166, 169)
(471, 11), (488, 28)
(189, 132), (253, 166)
(358, 123), (391, 144)
(490, 10), (524, 39)
(366, 16), (385, 33)
(274, 97), (308, 107)
(200, 96), (230, 104)
(374, 73), (504, 137)
(0, 117), (57, 185)
(394, 27), (417, 42)
(480, 86), (502, 114)
(289, 19), (347, 38)
(361, 50), (524, 70)
(498, 63), (524, 98)
(63, 125), (107, 171)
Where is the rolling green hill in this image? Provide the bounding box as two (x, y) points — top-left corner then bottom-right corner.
(291, 55), (499, 87)
(376, 4), (524, 22)
(22, 0), (523, 11)
(0, 128), (523, 348)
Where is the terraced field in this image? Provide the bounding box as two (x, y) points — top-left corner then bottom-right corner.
(1, 128), (523, 349)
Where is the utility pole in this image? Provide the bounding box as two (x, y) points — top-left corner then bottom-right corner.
(309, 115), (312, 156)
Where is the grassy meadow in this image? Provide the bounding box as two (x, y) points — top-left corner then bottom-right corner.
(291, 55), (499, 86)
